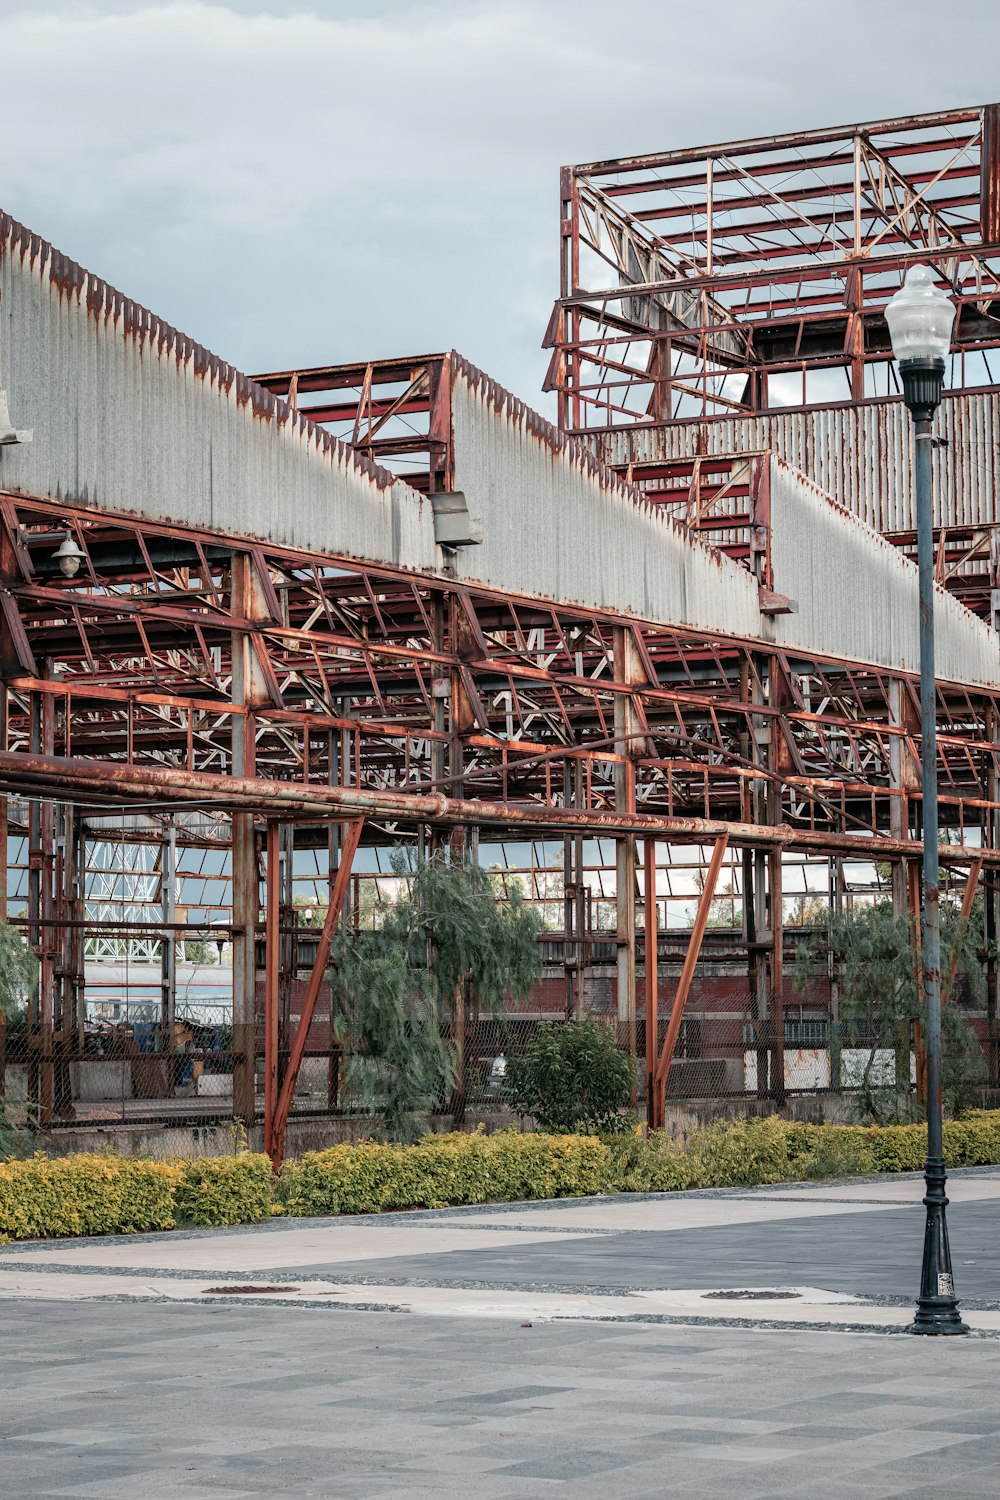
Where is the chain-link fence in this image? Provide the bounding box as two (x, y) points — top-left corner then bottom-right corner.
(5, 936), (996, 1159)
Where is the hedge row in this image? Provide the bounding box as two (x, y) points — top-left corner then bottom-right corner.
(2, 1111), (1000, 1240)
(280, 1131), (607, 1216)
(0, 1152), (274, 1239)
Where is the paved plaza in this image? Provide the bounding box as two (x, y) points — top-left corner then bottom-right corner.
(2, 1168), (1000, 1496)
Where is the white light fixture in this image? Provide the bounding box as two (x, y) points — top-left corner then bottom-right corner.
(884, 266), (956, 423)
(884, 265), (956, 364)
(54, 532), (85, 578)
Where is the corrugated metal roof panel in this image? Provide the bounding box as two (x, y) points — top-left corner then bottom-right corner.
(770, 458), (1000, 687)
(449, 356), (763, 639)
(589, 391), (999, 536)
(0, 212), (439, 573)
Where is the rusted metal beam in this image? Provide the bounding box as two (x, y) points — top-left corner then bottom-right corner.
(643, 836), (658, 1127)
(652, 833), (730, 1125)
(2, 750), (999, 866)
(263, 821), (281, 1161)
(269, 818), (364, 1171)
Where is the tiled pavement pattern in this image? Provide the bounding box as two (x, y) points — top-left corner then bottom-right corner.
(4, 1299), (1000, 1498)
(3, 1169), (1000, 1495)
(268, 1198), (1000, 1300)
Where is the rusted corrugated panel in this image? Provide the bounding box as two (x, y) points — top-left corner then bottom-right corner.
(591, 391), (998, 538)
(448, 355), (762, 639)
(0, 211), (438, 573)
(770, 459), (1000, 687)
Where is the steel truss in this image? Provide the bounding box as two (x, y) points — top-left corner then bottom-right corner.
(1, 484), (999, 1158)
(546, 105), (1000, 428)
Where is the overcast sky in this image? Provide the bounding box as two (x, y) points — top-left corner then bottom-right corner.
(3, 0), (1000, 411)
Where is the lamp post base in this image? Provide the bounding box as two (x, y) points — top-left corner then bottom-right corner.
(907, 1155), (969, 1336)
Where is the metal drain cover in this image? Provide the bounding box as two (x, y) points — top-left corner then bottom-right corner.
(702, 1289), (801, 1301)
(202, 1285), (300, 1296)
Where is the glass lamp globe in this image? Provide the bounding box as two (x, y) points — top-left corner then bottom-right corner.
(884, 265), (955, 364)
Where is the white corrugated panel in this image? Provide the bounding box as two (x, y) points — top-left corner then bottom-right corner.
(0, 214), (438, 572)
(770, 459), (1000, 687)
(590, 390), (999, 536)
(450, 359), (762, 638)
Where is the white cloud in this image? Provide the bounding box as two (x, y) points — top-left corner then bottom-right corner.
(2, 0), (999, 409)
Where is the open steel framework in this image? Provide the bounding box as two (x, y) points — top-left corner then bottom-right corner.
(2, 105), (1000, 1165)
(547, 105), (1000, 425)
(2, 480), (998, 1153)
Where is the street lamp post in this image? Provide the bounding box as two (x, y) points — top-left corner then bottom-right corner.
(885, 265), (969, 1336)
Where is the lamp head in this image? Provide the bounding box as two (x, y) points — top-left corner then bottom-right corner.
(885, 265), (955, 364)
(54, 532), (85, 579)
(884, 266), (955, 420)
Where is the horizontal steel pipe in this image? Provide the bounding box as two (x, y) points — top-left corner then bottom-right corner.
(0, 749), (996, 865)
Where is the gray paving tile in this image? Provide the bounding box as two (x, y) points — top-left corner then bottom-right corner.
(3, 1280), (1000, 1498)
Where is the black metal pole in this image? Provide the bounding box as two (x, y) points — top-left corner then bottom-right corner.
(903, 357), (968, 1336)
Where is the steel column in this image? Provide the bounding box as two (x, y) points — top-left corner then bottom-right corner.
(653, 833), (730, 1125)
(269, 818), (363, 1170)
(643, 837), (658, 1127)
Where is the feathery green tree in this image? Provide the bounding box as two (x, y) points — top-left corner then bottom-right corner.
(795, 899), (981, 1122)
(328, 853), (541, 1139)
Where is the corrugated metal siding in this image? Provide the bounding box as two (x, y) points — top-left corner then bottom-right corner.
(590, 392), (999, 535)
(449, 358), (762, 639)
(770, 459), (1000, 687)
(0, 213), (438, 572)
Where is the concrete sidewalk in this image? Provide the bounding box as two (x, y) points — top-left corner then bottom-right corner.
(4, 1300), (1000, 1498)
(3, 1169), (999, 1496)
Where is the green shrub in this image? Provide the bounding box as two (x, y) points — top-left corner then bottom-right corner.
(601, 1130), (695, 1193)
(944, 1110), (1000, 1166)
(174, 1153), (274, 1227)
(280, 1129), (607, 1216)
(862, 1123), (926, 1173)
(0, 1153), (180, 1240)
(6, 1109), (1000, 1243)
(687, 1115), (792, 1187)
(783, 1123), (876, 1179)
(506, 1018), (633, 1133)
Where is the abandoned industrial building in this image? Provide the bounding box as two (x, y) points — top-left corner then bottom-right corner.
(1, 101), (999, 1169)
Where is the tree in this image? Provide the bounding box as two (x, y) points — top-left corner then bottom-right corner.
(0, 924), (37, 1019)
(795, 899), (981, 1122)
(507, 1017), (633, 1134)
(328, 853), (541, 1139)
(181, 937), (218, 965)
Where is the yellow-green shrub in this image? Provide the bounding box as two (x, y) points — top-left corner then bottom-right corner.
(943, 1110), (1000, 1166)
(280, 1129), (607, 1216)
(0, 1153), (180, 1240)
(862, 1123), (926, 1173)
(6, 1108), (1000, 1243)
(783, 1122), (876, 1178)
(601, 1130), (695, 1193)
(687, 1115), (792, 1187)
(174, 1153), (274, 1227)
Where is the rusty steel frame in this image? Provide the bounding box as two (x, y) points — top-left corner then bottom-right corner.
(1, 478), (997, 1133)
(548, 104), (1000, 431)
(3, 492), (998, 845)
(6, 110), (1000, 1135)
(616, 451), (1000, 621)
(266, 817), (363, 1169)
(248, 354), (999, 625)
(252, 354), (453, 496)
(650, 833), (730, 1129)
